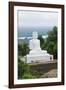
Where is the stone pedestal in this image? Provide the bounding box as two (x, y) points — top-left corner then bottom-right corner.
(26, 53), (53, 63)
(26, 49), (53, 63)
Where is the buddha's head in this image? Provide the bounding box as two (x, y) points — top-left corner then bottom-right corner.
(32, 31), (38, 39)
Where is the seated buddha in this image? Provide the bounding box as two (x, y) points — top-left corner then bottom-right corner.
(29, 31), (47, 55)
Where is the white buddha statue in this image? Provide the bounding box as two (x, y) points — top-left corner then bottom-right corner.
(29, 31), (47, 55)
(26, 31), (53, 63)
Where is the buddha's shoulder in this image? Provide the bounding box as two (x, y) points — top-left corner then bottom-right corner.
(30, 39), (40, 43)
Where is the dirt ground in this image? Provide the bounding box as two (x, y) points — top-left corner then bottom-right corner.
(41, 69), (57, 78)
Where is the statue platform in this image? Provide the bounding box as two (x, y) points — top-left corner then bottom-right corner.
(26, 54), (53, 63)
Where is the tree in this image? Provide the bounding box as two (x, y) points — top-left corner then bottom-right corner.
(45, 26), (57, 59)
(18, 43), (30, 56)
(38, 35), (45, 49)
(18, 44), (22, 56)
(38, 26), (57, 59)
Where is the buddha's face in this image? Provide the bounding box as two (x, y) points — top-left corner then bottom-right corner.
(32, 31), (38, 39)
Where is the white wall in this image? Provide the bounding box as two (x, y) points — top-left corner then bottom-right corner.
(0, 0), (66, 90)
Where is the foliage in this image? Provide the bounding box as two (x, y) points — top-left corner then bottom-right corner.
(38, 35), (45, 49)
(38, 26), (57, 59)
(44, 26), (57, 59)
(46, 26), (57, 59)
(22, 72), (33, 79)
(18, 57), (35, 79)
(18, 57), (28, 78)
(18, 43), (30, 56)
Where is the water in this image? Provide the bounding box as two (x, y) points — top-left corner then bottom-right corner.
(18, 26), (53, 44)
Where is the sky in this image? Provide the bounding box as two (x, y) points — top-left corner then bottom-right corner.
(18, 10), (58, 27)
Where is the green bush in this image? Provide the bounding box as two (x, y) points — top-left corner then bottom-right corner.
(18, 58), (29, 79)
(18, 57), (35, 79)
(18, 43), (30, 56)
(22, 72), (33, 79)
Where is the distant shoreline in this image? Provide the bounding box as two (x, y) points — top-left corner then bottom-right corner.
(18, 35), (48, 40)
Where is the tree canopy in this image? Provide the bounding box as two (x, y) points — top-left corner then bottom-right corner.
(38, 26), (57, 59)
(18, 43), (30, 56)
